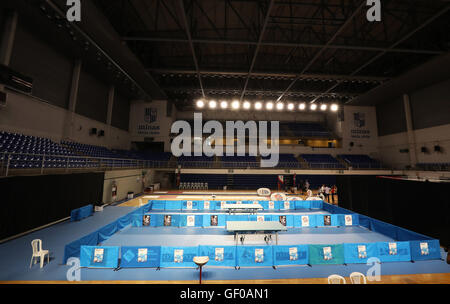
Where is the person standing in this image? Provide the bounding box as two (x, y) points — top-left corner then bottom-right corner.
(324, 185), (331, 203)
(319, 184), (325, 197)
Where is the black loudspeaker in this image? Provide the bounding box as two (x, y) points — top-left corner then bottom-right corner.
(90, 128), (97, 135)
(434, 145), (442, 152)
(349, 142), (354, 147)
(98, 130), (105, 137)
(421, 147), (428, 153)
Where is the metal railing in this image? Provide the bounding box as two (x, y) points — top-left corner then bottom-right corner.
(1, 151), (404, 177)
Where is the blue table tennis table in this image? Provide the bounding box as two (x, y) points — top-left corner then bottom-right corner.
(226, 221), (287, 245)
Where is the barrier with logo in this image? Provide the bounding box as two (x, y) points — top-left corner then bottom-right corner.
(120, 246), (161, 268)
(146, 199), (323, 211)
(376, 241), (411, 262)
(160, 246), (198, 268)
(343, 243), (379, 264)
(236, 245), (274, 267)
(273, 245), (309, 266)
(133, 213), (359, 228)
(80, 246), (120, 268)
(409, 240), (441, 261)
(198, 245), (237, 267)
(308, 244), (345, 265)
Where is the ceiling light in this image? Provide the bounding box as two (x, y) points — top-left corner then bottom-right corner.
(320, 104), (327, 111)
(310, 104), (317, 111)
(266, 102), (274, 110)
(196, 99), (205, 108)
(220, 101), (228, 109)
(255, 102), (263, 110)
(231, 100), (240, 109)
(209, 100), (217, 109)
(243, 101), (251, 109)
(331, 104), (339, 112)
(299, 103), (306, 110)
(287, 103), (295, 110)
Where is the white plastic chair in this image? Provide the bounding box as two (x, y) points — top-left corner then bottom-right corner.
(350, 272), (367, 284)
(30, 239), (49, 268)
(328, 274), (346, 284)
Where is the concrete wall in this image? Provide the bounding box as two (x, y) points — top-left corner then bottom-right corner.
(376, 79), (450, 169)
(378, 124), (450, 169)
(102, 169), (157, 203)
(0, 90), (131, 149)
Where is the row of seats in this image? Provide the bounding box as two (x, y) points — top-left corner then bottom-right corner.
(179, 182), (208, 190)
(301, 154), (345, 169)
(416, 163), (450, 171)
(1, 131), (384, 170)
(339, 154), (382, 169)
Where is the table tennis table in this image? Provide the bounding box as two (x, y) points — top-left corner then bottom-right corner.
(221, 203), (263, 215)
(226, 221), (287, 245)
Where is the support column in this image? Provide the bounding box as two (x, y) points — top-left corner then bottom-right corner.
(0, 10), (18, 66)
(64, 59), (82, 140)
(0, 10), (18, 92)
(106, 86), (115, 125)
(106, 85), (115, 148)
(403, 94), (417, 168)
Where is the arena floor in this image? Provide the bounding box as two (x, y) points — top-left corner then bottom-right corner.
(0, 190), (449, 284)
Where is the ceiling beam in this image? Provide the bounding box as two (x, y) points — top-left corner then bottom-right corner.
(178, 0), (205, 98)
(276, 0), (367, 102)
(148, 68), (388, 82)
(313, 4), (450, 104)
(121, 36), (444, 55)
(163, 87), (359, 99)
(240, 0), (275, 100)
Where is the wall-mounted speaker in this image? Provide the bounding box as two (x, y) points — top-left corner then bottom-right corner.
(421, 147), (428, 153)
(98, 130), (105, 137)
(89, 128), (97, 135)
(349, 142), (354, 147)
(434, 145), (442, 152)
(399, 148), (409, 153)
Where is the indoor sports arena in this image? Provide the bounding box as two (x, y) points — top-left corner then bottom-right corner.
(0, 0), (449, 287)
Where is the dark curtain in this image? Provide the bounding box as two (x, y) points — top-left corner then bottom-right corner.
(337, 175), (450, 247)
(0, 172), (104, 240)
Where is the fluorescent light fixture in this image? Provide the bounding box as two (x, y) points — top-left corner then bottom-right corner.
(196, 99), (205, 108)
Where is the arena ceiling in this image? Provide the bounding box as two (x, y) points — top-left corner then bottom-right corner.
(9, 0), (450, 109)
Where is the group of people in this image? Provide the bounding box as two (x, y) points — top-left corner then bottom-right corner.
(318, 184), (338, 204)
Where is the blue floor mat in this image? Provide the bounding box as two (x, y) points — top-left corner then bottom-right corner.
(1, 204), (449, 282)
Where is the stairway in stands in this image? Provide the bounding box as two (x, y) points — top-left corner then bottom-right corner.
(226, 174), (234, 189)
